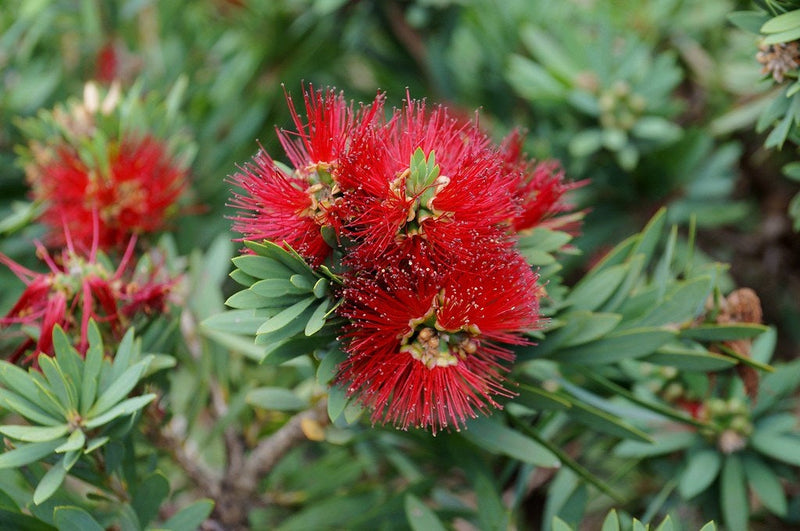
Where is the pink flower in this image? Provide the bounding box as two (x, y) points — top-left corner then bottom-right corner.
(337, 248), (540, 433)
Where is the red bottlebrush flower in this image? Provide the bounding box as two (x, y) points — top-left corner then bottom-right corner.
(337, 249), (540, 433)
(29, 135), (186, 252)
(499, 130), (586, 234)
(0, 235), (175, 366)
(95, 41), (119, 83)
(338, 98), (516, 266)
(230, 87), (384, 266)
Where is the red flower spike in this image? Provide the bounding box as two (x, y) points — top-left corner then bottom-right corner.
(30, 136), (186, 252)
(499, 130), (586, 234)
(0, 236), (175, 366)
(338, 98), (516, 266)
(230, 86), (384, 266)
(337, 249), (540, 433)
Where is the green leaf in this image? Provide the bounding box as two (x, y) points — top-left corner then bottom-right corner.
(37, 356), (74, 412)
(160, 499), (214, 531)
(720, 455), (749, 531)
(81, 321), (104, 416)
(0, 439), (65, 469)
(761, 10), (800, 33)
(679, 323), (769, 342)
(645, 344), (737, 372)
(257, 297), (316, 335)
(84, 394), (156, 429)
(246, 387), (308, 411)
(556, 312), (622, 349)
(132, 471), (170, 526)
(84, 436), (109, 454)
(88, 358), (151, 418)
(556, 327), (677, 365)
(462, 416), (560, 468)
(231, 255), (292, 280)
(54, 429), (85, 453)
(728, 11), (770, 33)
(313, 278), (330, 298)
(229, 268), (259, 287)
(243, 240), (312, 275)
(678, 449), (721, 499)
(201, 309), (264, 336)
(601, 510), (620, 531)
(627, 277), (712, 328)
(108, 328), (136, 386)
(0, 362), (45, 410)
(51, 327), (82, 401)
(52, 506), (104, 531)
(224, 289), (274, 309)
(289, 274), (313, 290)
(514, 384), (572, 411)
(404, 494), (446, 531)
(559, 393), (651, 442)
(0, 389), (62, 426)
(614, 431), (697, 458)
(251, 278), (308, 298)
(743, 454), (787, 517)
(327, 384), (349, 422)
(566, 264), (628, 311)
(0, 425), (68, 443)
(0, 508), (57, 531)
(750, 432), (800, 466)
(305, 299), (331, 336)
(316, 348), (347, 386)
(33, 456), (68, 505)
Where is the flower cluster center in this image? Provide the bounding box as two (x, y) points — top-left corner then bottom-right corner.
(400, 325), (479, 370)
(301, 162), (340, 223)
(390, 148), (451, 235)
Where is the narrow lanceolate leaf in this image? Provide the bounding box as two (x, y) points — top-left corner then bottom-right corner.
(0, 362), (42, 407)
(678, 449), (721, 499)
(305, 299), (331, 336)
(565, 264), (628, 312)
(88, 358), (152, 418)
(110, 328), (136, 382)
(750, 432), (800, 466)
(84, 394), (156, 429)
(201, 309), (264, 336)
(257, 296), (315, 335)
(462, 416), (560, 468)
(251, 278), (307, 298)
(53, 506), (105, 531)
(0, 438), (65, 469)
(313, 278), (330, 298)
(405, 494), (447, 531)
(0, 424), (69, 443)
(159, 499), (214, 531)
(38, 356), (76, 411)
(81, 321), (105, 416)
(601, 510), (620, 531)
(744, 454), (787, 517)
(54, 429), (85, 453)
(679, 323), (768, 342)
(720, 455), (749, 531)
(0, 388), (63, 426)
(52, 326), (83, 396)
(556, 327), (676, 365)
(614, 431), (697, 458)
(761, 10), (800, 34)
(231, 254), (292, 280)
(33, 455), (68, 505)
(246, 387), (308, 411)
(645, 345), (737, 372)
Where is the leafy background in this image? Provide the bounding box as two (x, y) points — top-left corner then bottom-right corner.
(1, 0), (800, 530)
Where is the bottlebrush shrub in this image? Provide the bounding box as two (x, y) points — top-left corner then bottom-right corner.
(215, 86), (581, 433)
(14, 81), (196, 251)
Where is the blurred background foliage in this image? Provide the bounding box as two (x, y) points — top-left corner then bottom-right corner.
(1, 0), (800, 529)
